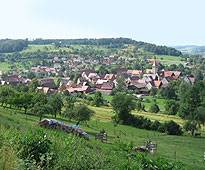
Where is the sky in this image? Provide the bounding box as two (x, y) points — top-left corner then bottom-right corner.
(0, 0), (205, 46)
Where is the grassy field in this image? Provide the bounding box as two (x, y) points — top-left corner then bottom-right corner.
(88, 94), (113, 102)
(21, 44), (55, 53)
(0, 62), (11, 72)
(0, 105), (205, 169)
(142, 95), (166, 111)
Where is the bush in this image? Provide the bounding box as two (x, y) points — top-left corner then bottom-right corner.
(145, 98), (151, 103)
(163, 120), (183, 135)
(18, 130), (56, 168)
(150, 120), (161, 131)
(149, 103), (160, 113)
(165, 100), (179, 115)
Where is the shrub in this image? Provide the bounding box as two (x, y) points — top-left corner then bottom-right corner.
(165, 100), (179, 115)
(163, 120), (183, 135)
(149, 103), (160, 113)
(136, 101), (142, 111)
(145, 98), (151, 103)
(150, 120), (161, 131)
(18, 130), (56, 168)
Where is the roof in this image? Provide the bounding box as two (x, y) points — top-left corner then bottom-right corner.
(40, 79), (58, 89)
(101, 81), (114, 90)
(153, 59), (157, 66)
(115, 68), (127, 74)
(104, 74), (115, 80)
(79, 69), (96, 76)
(96, 79), (108, 85)
(188, 77), (195, 84)
(164, 71), (175, 77)
(88, 73), (98, 78)
(127, 70), (143, 75)
(172, 71), (182, 77)
(2, 75), (19, 82)
(67, 86), (89, 93)
(153, 81), (162, 87)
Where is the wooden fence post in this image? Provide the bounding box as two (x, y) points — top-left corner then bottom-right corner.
(174, 151), (176, 161)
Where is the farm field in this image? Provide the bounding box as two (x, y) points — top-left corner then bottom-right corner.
(0, 104), (205, 170)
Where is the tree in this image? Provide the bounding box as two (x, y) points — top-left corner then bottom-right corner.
(158, 81), (179, 100)
(62, 96), (76, 120)
(163, 120), (183, 135)
(72, 104), (94, 125)
(179, 81), (205, 134)
(178, 80), (190, 100)
(93, 91), (104, 107)
(165, 100), (179, 115)
(27, 71), (36, 80)
(115, 74), (126, 92)
(48, 93), (63, 118)
(192, 69), (203, 82)
(111, 93), (135, 123)
(0, 85), (17, 108)
(149, 103), (160, 113)
(19, 92), (34, 114)
(136, 101), (142, 111)
(29, 77), (40, 92)
(32, 103), (53, 121)
(150, 87), (157, 96)
(73, 72), (81, 83)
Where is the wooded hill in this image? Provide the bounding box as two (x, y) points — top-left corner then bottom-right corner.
(0, 38), (181, 56)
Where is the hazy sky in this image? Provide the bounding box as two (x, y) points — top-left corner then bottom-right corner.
(0, 0), (205, 45)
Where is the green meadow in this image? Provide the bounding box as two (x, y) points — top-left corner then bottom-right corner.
(0, 101), (205, 169)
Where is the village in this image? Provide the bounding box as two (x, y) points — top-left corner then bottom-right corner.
(0, 55), (194, 97)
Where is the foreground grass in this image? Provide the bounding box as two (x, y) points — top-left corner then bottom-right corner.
(0, 105), (205, 169)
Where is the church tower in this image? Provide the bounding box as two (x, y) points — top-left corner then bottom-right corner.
(152, 59), (158, 75)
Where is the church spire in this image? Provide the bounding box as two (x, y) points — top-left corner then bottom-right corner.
(152, 59), (158, 75)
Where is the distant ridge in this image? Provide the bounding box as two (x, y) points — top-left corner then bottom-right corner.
(173, 45), (205, 54)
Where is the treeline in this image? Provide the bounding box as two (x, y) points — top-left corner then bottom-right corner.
(29, 38), (182, 56)
(0, 39), (28, 53)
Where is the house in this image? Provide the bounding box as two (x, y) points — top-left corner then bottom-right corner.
(77, 77), (89, 85)
(184, 76), (195, 84)
(101, 81), (114, 90)
(161, 77), (169, 85)
(127, 70), (143, 76)
(66, 86), (90, 94)
(115, 68), (127, 74)
(96, 81), (114, 95)
(88, 73), (99, 80)
(1, 75), (23, 86)
(39, 79), (58, 90)
(129, 76), (140, 82)
(80, 70), (96, 80)
(146, 81), (154, 90)
(36, 87), (56, 96)
(172, 71), (182, 77)
(104, 74), (116, 81)
(103, 60), (110, 65)
(163, 71), (175, 78)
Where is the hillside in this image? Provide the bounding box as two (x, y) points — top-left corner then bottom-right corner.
(174, 45), (205, 54)
(0, 39), (185, 72)
(0, 103), (205, 169)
